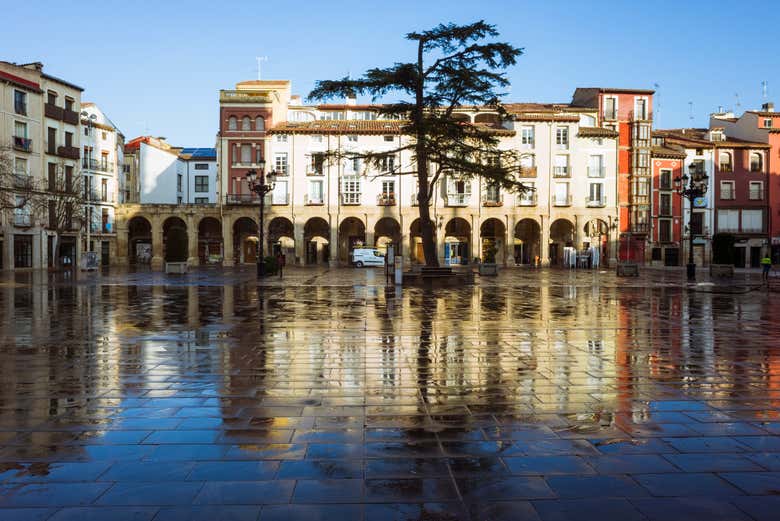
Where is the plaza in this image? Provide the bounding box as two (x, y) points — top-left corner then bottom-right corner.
(0, 267), (778, 520)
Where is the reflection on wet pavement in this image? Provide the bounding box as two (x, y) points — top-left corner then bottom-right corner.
(0, 267), (779, 520)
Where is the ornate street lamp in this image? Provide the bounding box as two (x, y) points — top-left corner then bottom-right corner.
(245, 160), (276, 277)
(674, 163), (709, 281)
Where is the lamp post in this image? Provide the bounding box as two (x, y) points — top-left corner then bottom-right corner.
(675, 163), (709, 281)
(245, 160), (276, 277)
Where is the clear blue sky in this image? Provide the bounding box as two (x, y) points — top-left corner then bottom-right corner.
(4, 0), (778, 146)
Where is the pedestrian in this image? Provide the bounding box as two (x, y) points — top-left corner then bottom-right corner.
(761, 254), (772, 282)
(277, 252), (285, 278)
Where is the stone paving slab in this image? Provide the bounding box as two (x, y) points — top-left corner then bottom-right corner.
(0, 267), (779, 520)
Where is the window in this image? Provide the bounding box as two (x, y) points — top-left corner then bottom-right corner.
(48, 163), (56, 191)
(240, 144), (252, 164)
(750, 152), (763, 172)
(484, 183), (500, 203)
(381, 180), (395, 197)
(308, 180), (324, 203)
(518, 182), (535, 204)
(749, 181), (763, 200)
(14, 121), (27, 139)
(194, 197), (209, 204)
(275, 153), (288, 175)
(720, 180), (735, 200)
(342, 176), (361, 204)
(521, 126), (535, 147)
(347, 135), (358, 143)
(588, 183), (603, 204)
(177, 196), (182, 205)
(764, 118), (773, 128)
(231, 145), (238, 164)
(48, 200), (57, 228)
(123, 164), (130, 173)
(659, 219), (672, 243)
(194, 163), (209, 170)
(272, 180), (288, 204)
(447, 176), (471, 205)
(14, 90), (26, 115)
(603, 97), (616, 119)
(14, 157), (27, 176)
(692, 159), (705, 176)
(659, 169), (672, 190)
(84, 126), (89, 136)
(195, 176), (209, 192)
(276, 134), (288, 143)
(177, 174), (183, 192)
(65, 166), (73, 192)
(14, 196), (30, 227)
(634, 98), (648, 120)
(555, 127), (569, 149)
(381, 155), (395, 173)
(660, 193), (672, 216)
(350, 157), (362, 173)
(588, 155), (604, 177)
(228, 116), (237, 130)
(742, 209), (763, 232)
(717, 209), (739, 232)
(65, 131), (73, 147)
(553, 155), (569, 177)
(255, 116), (265, 131)
(310, 153), (325, 174)
(520, 154), (536, 176)
(719, 151), (732, 172)
(241, 116), (251, 131)
(101, 178), (107, 201)
(13, 235), (32, 267)
(384, 135), (394, 142)
(690, 212), (704, 235)
(65, 98), (74, 111)
(47, 127), (57, 153)
(47, 91), (57, 105)
(553, 182), (570, 205)
(696, 148), (703, 156)
(100, 153), (108, 171)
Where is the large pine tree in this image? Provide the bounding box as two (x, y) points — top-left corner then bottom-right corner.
(309, 21), (526, 267)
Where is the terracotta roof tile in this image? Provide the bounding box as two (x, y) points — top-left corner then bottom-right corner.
(652, 146), (686, 159)
(578, 127), (619, 138)
(268, 120), (515, 136)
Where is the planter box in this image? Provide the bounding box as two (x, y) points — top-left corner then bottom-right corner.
(165, 261), (188, 274)
(479, 263), (499, 276)
(617, 263), (639, 277)
(710, 264), (734, 278)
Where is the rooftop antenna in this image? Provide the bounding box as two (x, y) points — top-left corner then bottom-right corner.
(688, 101), (694, 124)
(734, 93), (741, 112)
(762, 80), (768, 100)
(256, 56), (268, 80)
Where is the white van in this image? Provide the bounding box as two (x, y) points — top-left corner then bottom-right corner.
(351, 248), (385, 267)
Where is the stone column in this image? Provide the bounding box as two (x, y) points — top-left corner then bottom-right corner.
(32, 229), (42, 269)
(329, 216), (338, 267)
(115, 218), (129, 266)
(506, 214), (515, 266)
(187, 215), (199, 267)
(3, 226), (13, 269)
(471, 214), (480, 263)
(540, 215), (550, 267)
(151, 216), (164, 271)
(575, 214), (584, 250)
(294, 220), (304, 265)
(365, 214), (375, 249)
(222, 217), (234, 267)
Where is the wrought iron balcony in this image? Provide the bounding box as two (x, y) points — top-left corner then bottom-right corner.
(630, 223), (650, 234)
(271, 194), (290, 205)
(482, 193), (503, 207)
(225, 194), (265, 205)
(517, 193), (537, 206)
(629, 110), (653, 121)
(587, 166), (605, 178)
(377, 194), (396, 206)
(13, 136), (32, 152)
(586, 196), (606, 207)
(12, 174), (34, 189)
(445, 193), (470, 206)
(13, 213), (31, 227)
(57, 146), (80, 160)
(304, 194), (324, 205)
(553, 194), (572, 207)
(82, 158), (112, 173)
(553, 166), (570, 178)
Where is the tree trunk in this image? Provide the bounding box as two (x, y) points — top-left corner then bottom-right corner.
(418, 193), (439, 267)
(415, 38), (439, 268)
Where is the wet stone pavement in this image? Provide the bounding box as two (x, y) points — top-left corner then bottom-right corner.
(0, 266), (779, 521)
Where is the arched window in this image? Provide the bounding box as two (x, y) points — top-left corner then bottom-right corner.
(228, 116), (237, 131)
(719, 152), (732, 172)
(750, 152), (763, 172)
(241, 116), (251, 131)
(255, 116), (265, 131)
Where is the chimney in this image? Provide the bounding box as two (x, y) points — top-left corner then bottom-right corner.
(346, 92), (357, 106)
(762, 102), (774, 112)
(290, 95), (302, 105)
(718, 105), (723, 113)
(20, 62), (43, 71)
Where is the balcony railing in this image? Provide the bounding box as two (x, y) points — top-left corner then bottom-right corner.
(720, 192), (735, 201)
(445, 193), (470, 206)
(307, 168), (324, 176)
(553, 195), (572, 206)
(630, 223), (650, 234)
(63, 109), (79, 125)
(719, 164), (733, 173)
(45, 103), (64, 120)
(304, 194), (324, 205)
(12, 174), (34, 189)
(517, 193), (537, 206)
(377, 194), (396, 206)
(518, 166), (537, 178)
(225, 194), (264, 205)
(629, 110), (653, 121)
(630, 195), (650, 205)
(82, 158), (112, 173)
(482, 193), (503, 207)
(271, 194), (289, 205)
(749, 189), (765, 200)
(586, 196), (607, 207)
(587, 166), (605, 178)
(717, 226), (740, 233)
(13, 136), (32, 152)
(57, 146), (80, 160)
(553, 166), (570, 178)
(341, 193), (361, 205)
